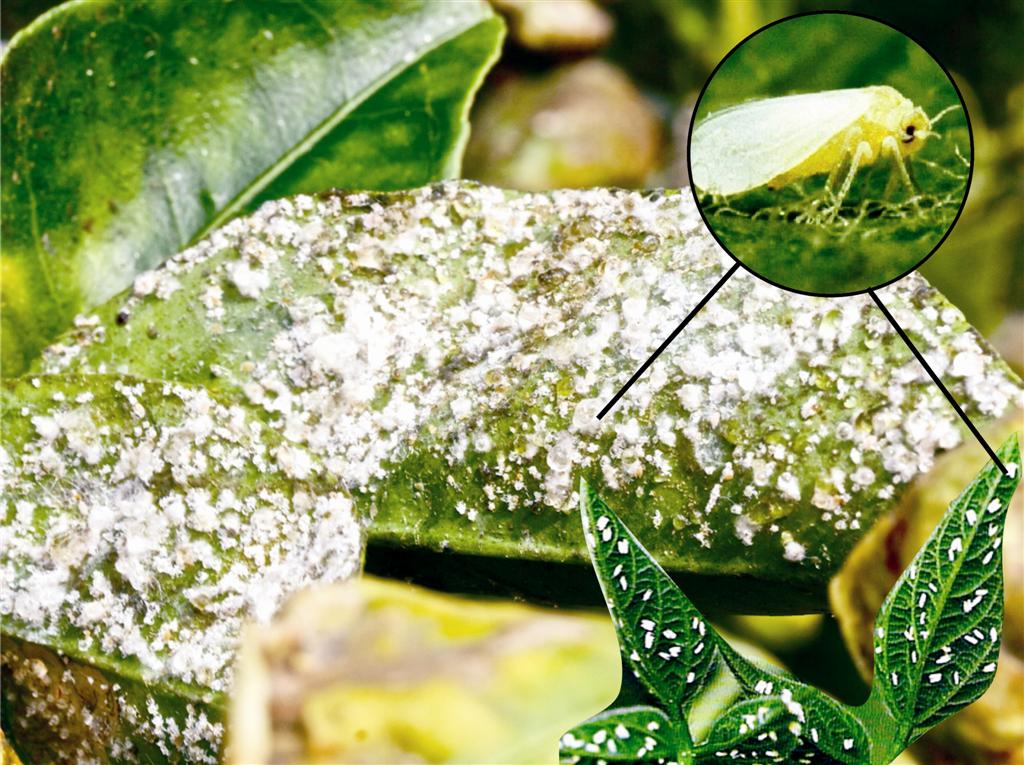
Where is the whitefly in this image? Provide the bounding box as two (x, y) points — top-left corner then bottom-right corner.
(691, 85), (961, 219)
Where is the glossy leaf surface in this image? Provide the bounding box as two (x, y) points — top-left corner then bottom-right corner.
(1, 0), (503, 374)
(560, 706), (676, 763)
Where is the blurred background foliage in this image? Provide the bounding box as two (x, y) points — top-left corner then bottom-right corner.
(3, 2), (1020, 763)
(226, 577), (620, 764)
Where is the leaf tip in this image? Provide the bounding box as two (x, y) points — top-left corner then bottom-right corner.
(997, 433), (1021, 477)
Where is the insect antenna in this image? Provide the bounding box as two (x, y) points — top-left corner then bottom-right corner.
(918, 104), (964, 143)
(928, 103), (961, 126)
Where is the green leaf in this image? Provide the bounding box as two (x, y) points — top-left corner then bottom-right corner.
(1, 0), (503, 375)
(581, 480), (720, 716)
(697, 696), (799, 763)
(714, 635), (789, 695)
(696, 688), (869, 764)
(0, 373), (364, 759)
(575, 484), (872, 763)
(559, 706), (676, 763)
(868, 435), (1021, 749)
(707, 611), (874, 762)
(28, 183), (1023, 609)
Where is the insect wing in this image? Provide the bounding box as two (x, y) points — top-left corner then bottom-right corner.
(691, 89), (876, 195)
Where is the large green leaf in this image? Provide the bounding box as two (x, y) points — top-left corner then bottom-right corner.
(28, 182), (1024, 609)
(868, 435), (1021, 754)
(0, 374), (364, 761)
(0, 0), (503, 375)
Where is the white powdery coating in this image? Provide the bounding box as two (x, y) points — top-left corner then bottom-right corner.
(783, 540), (807, 563)
(226, 260), (269, 299)
(2, 379), (363, 702)
(40, 183), (1024, 564)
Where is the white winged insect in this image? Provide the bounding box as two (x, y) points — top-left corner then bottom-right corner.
(691, 85), (959, 217)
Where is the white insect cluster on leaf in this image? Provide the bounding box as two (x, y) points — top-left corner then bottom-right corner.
(36, 183), (1022, 568)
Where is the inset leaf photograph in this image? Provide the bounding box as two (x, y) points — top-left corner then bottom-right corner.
(687, 13), (972, 296)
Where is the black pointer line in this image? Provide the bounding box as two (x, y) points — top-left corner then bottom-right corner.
(869, 290), (1008, 475)
(598, 262), (739, 420)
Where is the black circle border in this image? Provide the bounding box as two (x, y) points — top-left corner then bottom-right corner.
(684, 10), (976, 299)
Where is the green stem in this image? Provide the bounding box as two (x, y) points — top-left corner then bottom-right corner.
(676, 709), (696, 764)
(854, 688), (906, 765)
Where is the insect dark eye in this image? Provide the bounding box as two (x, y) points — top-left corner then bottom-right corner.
(902, 124), (916, 143)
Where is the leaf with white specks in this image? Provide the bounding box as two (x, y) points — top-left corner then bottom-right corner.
(573, 482), (871, 763)
(714, 635), (790, 695)
(570, 453), (1018, 765)
(559, 706), (676, 763)
(868, 435), (1021, 749)
(696, 696), (798, 763)
(704, 635), (872, 763)
(581, 480), (720, 717)
(0, 374), (365, 762)
(695, 687), (870, 765)
(32, 182), (1024, 611)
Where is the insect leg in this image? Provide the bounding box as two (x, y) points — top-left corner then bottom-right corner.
(880, 135), (924, 215)
(793, 127), (864, 224)
(826, 140), (873, 223)
(881, 136), (917, 196)
(823, 126), (864, 200)
(928, 103), (961, 127)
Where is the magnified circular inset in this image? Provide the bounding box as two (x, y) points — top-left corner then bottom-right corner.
(686, 12), (973, 297)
